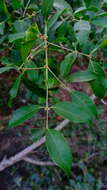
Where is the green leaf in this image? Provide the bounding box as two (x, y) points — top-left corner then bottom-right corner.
(14, 19), (31, 33)
(67, 70), (96, 82)
(46, 129), (72, 175)
(26, 61), (39, 82)
(23, 77), (46, 98)
(42, 0), (54, 19)
(0, 0), (10, 17)
(74, 20), (91, 32)
(70, 91), (98, 119)
(60, 52), (77, 77)
(8, 32), (25, 42)
(53, 100), (95, 124)
(74, 20), (91, 44)
(21, 40), (36, 62)
(54, 0), (72, 15)
(12, 0), (22, 9)
(76, 30), (89, 45)
(0, 22), (5, 35)
(92, 17), (107, 28)
(25, 24), (40, 42)
(89, 60), (105, 77)
(90, 78), (106, 98)
(9, 105), (40, 128)
(99, 38), (107, 48)
(10, 74), (22, 98)
(83, 0), (92, 7)
(89, 61), (106, 98)
(0, 67), (13, 74)
(48, 9), (65, 31)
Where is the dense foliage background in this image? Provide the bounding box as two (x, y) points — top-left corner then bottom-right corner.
(0, 0), (107, 189)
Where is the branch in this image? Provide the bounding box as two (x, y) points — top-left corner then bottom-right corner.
(23, 156), (56, 166)
(0, 119), (69, 172)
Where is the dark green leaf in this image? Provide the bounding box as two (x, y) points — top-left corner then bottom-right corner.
(10, 74), (23, 98)
(90, 78), (106, 98)
(26, 61), (39, 82)
(89, 60), (105, 77)
(53, 101), (94, 124)
(46, 129), (72, 175)
(31, 128), (44, 142)
(21, 40), (36, 62)
(60, 52), (77, 77)
(70, 91), (98, 119)
(48, 9), (65, 30)
(83, 0), (92, 7)
(42, 0), (54, 19)
(23, 77), (46, 98)
(9, 105), (40, 128)
(0, 21), (5, 35)
(12, 0), (22, 9)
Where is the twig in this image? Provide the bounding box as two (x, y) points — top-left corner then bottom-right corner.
(48, 41), (91, 58)
(101, 99), (107, 105)
(23, 157), (56, 166)
(23, 0), (31, 17)
(0, 119), (69, 172)
(48, 67), (71, 92)
(44, 22), (49, 129)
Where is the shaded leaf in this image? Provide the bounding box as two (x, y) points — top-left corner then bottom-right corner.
(23, 77), (46, 98)
(89, 60), (105, 77)
(9, 105), (40, 127)
(42, 0), (54, 19)
(0, 66), (13, 73)
(48, 9), (65, 31)
(10, 74), (23, 98)
(90, 78), (106, 98)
